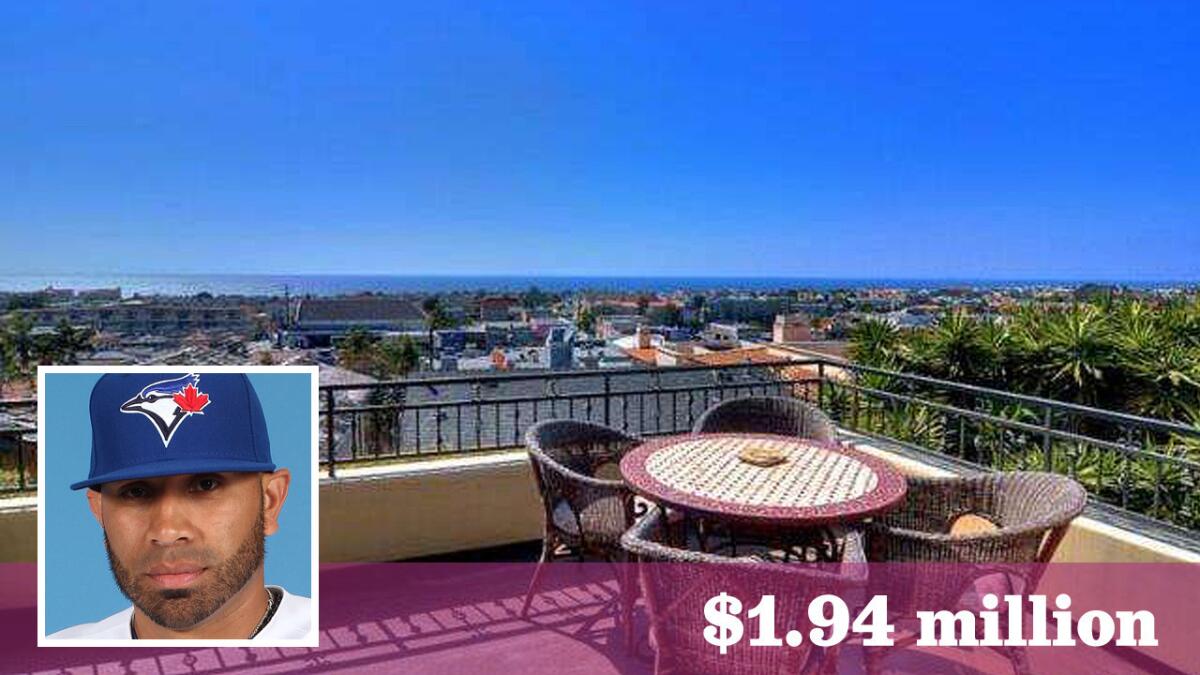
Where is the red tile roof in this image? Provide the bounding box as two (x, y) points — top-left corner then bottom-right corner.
(687, 348), (788, 366)
(622, 348), (659, 365)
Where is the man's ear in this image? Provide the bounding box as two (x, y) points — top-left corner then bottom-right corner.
(86, 488), (104, 527)
(261, 469), (291, 537)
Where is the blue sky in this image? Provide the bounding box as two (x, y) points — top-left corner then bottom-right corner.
(2, 2), (1198, 279)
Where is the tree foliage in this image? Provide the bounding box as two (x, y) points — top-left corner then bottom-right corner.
(337, 327), (421, 379)
(841, 298), (1200, 529)
(0, 314), (94, 391)
(849, 300), (1200, 421)
(575, 306), (596, 335)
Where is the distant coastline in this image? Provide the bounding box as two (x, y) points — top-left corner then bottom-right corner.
(1, 273), (1196, 298)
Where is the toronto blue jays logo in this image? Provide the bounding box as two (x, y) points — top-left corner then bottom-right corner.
(119, 373), (212, 447)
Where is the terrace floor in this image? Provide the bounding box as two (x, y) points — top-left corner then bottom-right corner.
(5, 560), (1150, 675)
(314, 563), (1148, 675)
(393, 546), (1149, 675)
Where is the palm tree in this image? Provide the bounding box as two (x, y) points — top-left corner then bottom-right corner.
(881, 401), (946, 449)
(366, 336), (421, 455)
(575, 306), (596, 335)
(421, 295), (452, 367)
(975, 318), (1015, 388)
(0, 333), (16, 398)
(916, 310), (993, 385)
(687, 295), (706, 328)
(1162, 297), (1200, 348)
(31, 332), (61, 366)
(848, 317), (901, 370)
(6, 314), (33, 375)
(338, 327), (376, 374)
(902, 310), (1002, 458)
(376, 335), (421, 379)
(839, 296), (1200, 523)
(1037, 304), (1116, 407)
(49, 319), (93, 365)
(1118, 300), (1200, 417)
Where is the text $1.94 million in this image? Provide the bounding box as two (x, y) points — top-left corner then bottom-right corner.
(703, 593), (895, 653)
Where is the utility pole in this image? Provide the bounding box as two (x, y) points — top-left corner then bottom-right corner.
(283, 284), (291, 328)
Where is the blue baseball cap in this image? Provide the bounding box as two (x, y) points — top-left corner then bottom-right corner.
(71, 372), (276, 490)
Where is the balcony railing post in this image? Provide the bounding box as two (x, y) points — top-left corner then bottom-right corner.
(474, 383), (483, 450)
(1119, 426), (1133, 509)
(957, 415), (967, 459)
(16, 435), (27, 492)
(1041, 407), (1054, 473)
(1152, 460), (1163, 517)
(603, 374), (611, 427)
(325, 388), (337, 479)
(851, 372), (861, 430)
(817, 361), (826, 410)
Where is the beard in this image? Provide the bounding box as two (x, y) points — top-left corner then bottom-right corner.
(105, 504), (265, 632)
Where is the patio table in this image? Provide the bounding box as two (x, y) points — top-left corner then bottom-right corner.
(619, 433), (908, 556)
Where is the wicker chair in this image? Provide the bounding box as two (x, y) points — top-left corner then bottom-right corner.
(522, 420), (643, 618)
(693, 396), (837, 443)
(622, 507), (867, 675)
(864, 471), (1088, 675)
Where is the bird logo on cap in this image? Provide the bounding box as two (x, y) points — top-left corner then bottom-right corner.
(119, 373), (212, 447)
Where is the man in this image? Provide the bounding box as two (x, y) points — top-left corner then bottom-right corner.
(49, 372), (312, 640)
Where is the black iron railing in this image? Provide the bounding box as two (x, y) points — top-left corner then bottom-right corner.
(0, 398), (36, 493)
(3, 359), (1198, 532)
(818, 361), (1200, 531)
(317, 358), (1200, 533)
(318, 361), (819, 471)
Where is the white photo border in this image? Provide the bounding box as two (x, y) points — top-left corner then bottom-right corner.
(36, 364), (321, 648)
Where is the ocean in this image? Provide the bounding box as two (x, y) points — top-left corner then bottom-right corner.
(0, 273), (1193, 298)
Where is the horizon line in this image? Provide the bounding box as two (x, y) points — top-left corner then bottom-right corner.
(4, 271), (1199, 284)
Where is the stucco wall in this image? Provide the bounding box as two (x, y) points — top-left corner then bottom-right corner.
(1, 446), (1196, 566)
(318, 452), (544, 562)
(0, 497), (36, 563)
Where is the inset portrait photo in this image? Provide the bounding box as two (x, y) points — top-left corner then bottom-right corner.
(38, 366), (319, 647)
